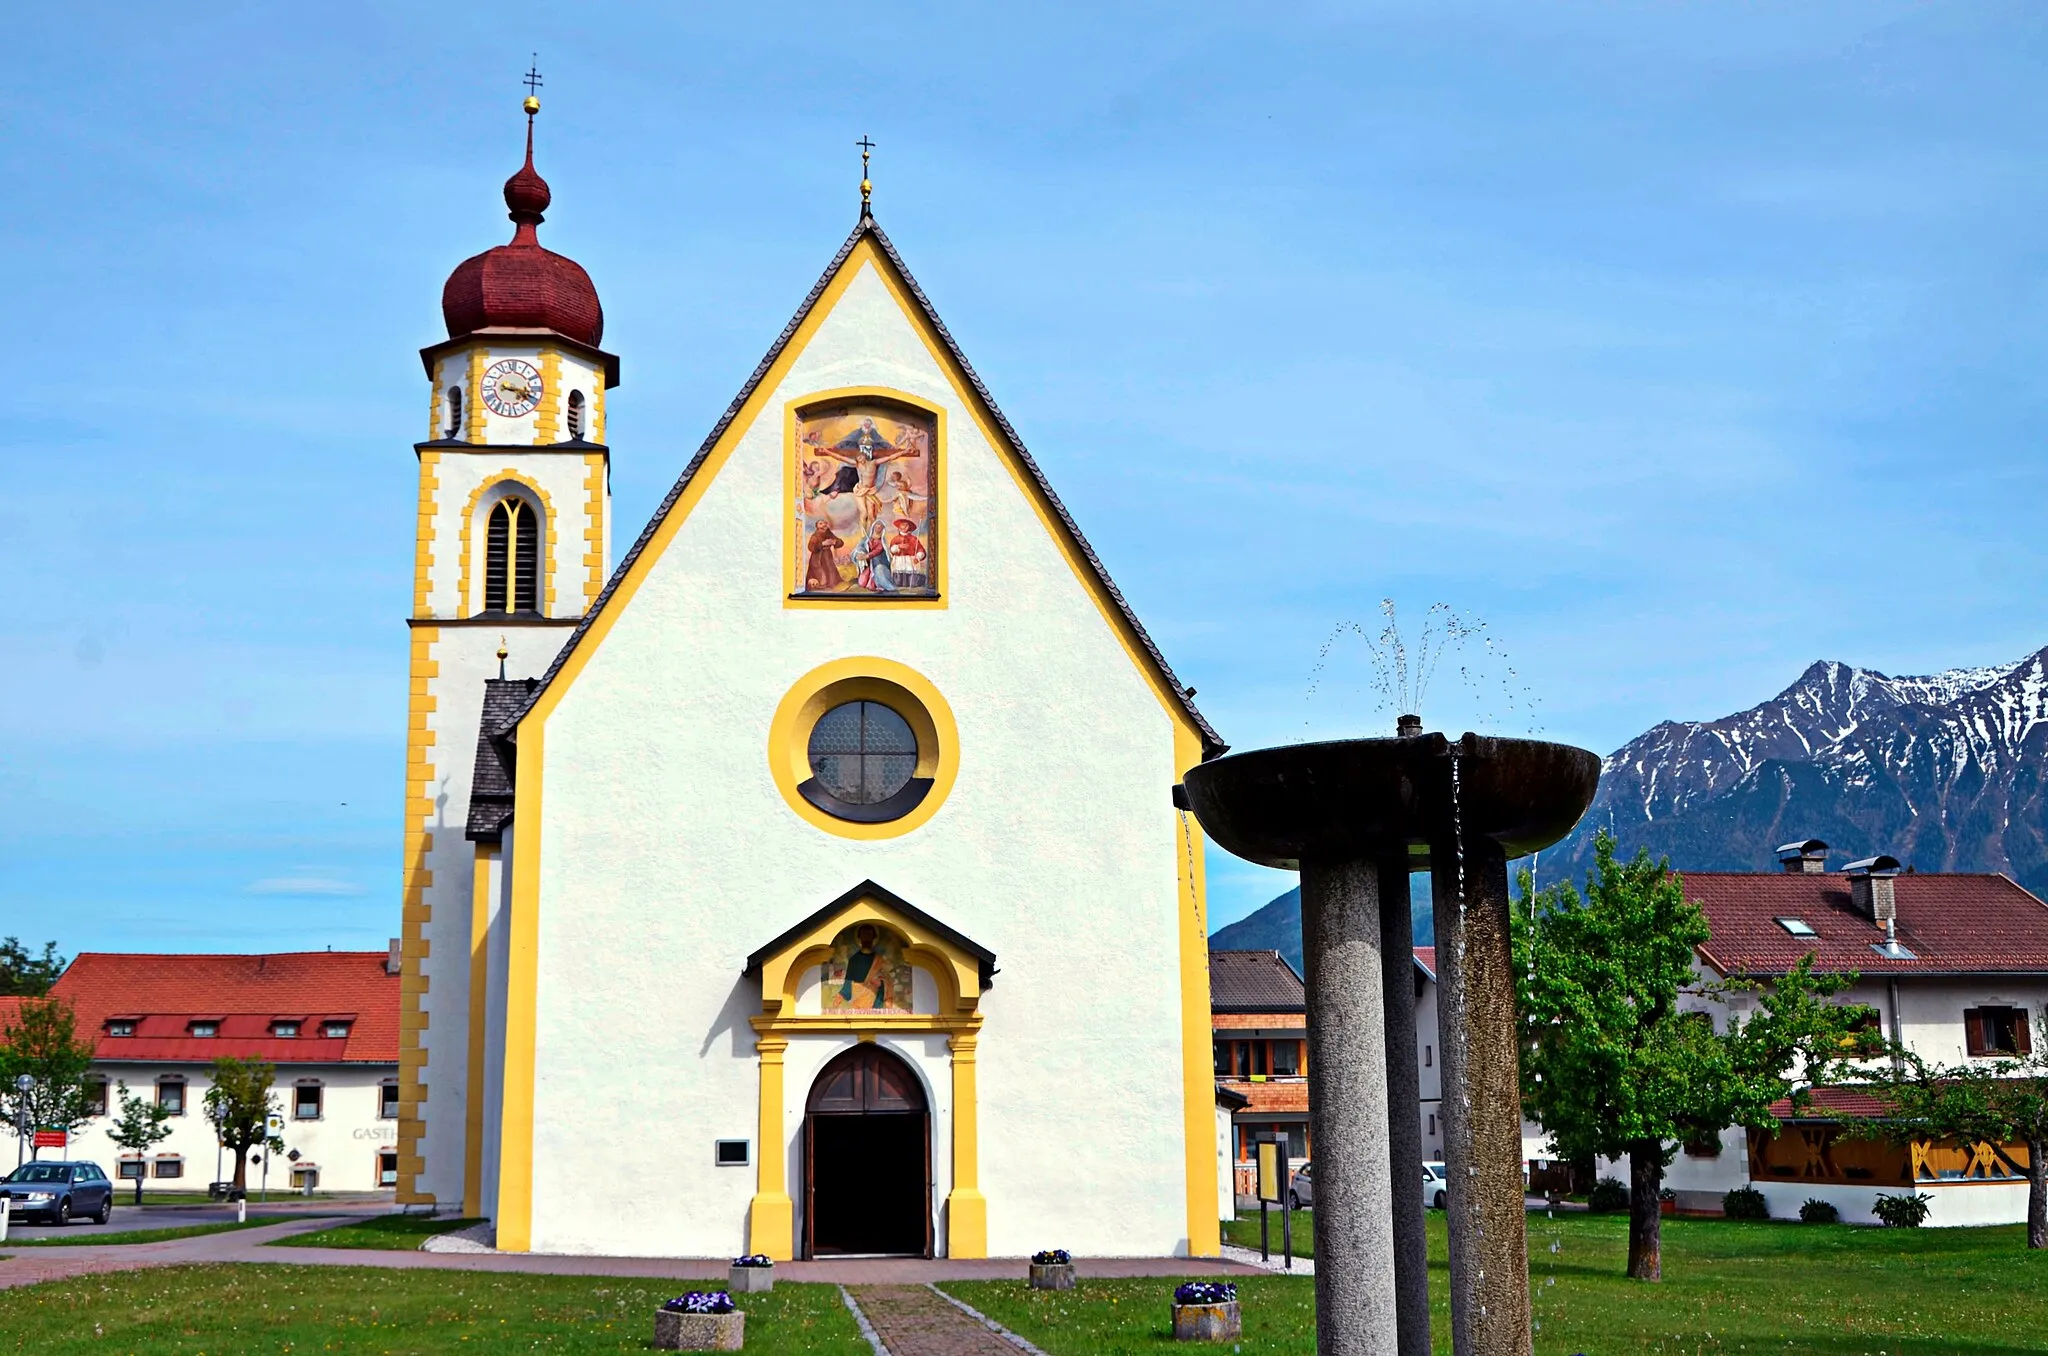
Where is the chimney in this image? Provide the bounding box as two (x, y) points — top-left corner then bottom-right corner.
(1776, 839), (1830, 874)
(1843, 856), (1902, 923)
(386, 938), (403, 976)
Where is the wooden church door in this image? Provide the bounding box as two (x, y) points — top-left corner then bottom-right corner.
(802, 1044), (932, 1257)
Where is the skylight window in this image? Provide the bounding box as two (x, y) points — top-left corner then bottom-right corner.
(1775, 917), (1817, 937)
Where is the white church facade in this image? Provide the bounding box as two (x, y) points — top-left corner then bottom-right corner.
(394, 102), (1226, 1259)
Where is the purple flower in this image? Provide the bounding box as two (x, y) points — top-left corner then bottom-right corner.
(662, 1292), (737, 1314)
(1174, 1281), (1237, 1306)
(1032, 1249), (1072, 1265)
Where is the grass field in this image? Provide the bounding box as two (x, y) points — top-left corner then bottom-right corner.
(0, 1217), (285, 1248)
(0, 1266), (870, 1354)
(268, 1214), (485, 1250)
(948, 1212), (2048, 1355)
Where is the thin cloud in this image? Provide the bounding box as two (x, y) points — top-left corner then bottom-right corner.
(245, 875), (365, 898)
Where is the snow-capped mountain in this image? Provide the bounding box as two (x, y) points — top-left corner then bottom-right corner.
(1546, 646), (2048, 895)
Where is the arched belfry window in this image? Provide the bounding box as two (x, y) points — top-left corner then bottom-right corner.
(566, 390), (586, 440)
(446, 386), (464, 440)
(484, 495), (541, 614)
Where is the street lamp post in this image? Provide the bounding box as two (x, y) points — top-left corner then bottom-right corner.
(13, 1074), (33, 1170)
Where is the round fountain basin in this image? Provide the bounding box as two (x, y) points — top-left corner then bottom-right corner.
(1181, 732), (1600, 870)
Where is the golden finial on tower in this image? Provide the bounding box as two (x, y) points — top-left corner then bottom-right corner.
(497, 636), (509, 680)
(523, 56), (543, 116)
(857, 134), (875, 215)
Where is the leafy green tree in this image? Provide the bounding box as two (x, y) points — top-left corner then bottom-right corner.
(1849, 1014), (2048, 1249)
(0, 998), (100, 1157)
(105, 1082), (175, 1204)
(202, 1058), (283, 1193)
(0, 938), (65, 997)
(1514, 832), (1877, 1280)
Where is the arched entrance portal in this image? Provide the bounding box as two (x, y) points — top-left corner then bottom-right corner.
(804, 1044), (931, 1257)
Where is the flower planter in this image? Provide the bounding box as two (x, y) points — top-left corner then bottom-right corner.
(728, 1263), (774, 1294)
(653, 1309), (745, 1351)
(1172, 1301), (1242, 1342)
(1028, 1261), (1077, 1290)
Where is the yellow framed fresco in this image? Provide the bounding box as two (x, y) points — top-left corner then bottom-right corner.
(783, 387), (946, 608)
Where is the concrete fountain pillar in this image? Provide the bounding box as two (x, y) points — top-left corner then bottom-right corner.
(1378, 854), (1431, 1356)
(1431, 834), (1532, 1356)
(1299, 857), (1401, 1356)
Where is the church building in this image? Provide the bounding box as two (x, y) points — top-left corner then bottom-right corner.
(395, 97), (1226, 1259)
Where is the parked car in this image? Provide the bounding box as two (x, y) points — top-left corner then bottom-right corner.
(2, 1161), (115, 1225)
(1286, 1160), (1451, 1211)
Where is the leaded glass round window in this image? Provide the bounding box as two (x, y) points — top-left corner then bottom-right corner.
(806, 701), (918, 806)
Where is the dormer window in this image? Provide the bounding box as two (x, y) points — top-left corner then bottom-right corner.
(322, 1020), (353, 1039)
(446, 385), (465, 439)
(272, 1021), (300, 1039)
(566, 389), (585, 439)
(189, 1021), (218, 1038)
(1775, 917), (1816, 937)
(106, 1020), (135, 1038)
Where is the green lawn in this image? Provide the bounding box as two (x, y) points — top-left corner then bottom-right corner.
(0, 1216), (286, 1248)
(1223, 1207), (1318, 1258)
(268, 1214), (485, 1250)
(0, 1266), (870, 1354)
(946, 1212), (2048, 1355)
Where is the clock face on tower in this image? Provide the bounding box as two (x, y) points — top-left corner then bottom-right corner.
(482, 359), (544, 419)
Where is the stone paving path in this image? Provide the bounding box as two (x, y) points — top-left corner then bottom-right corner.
(846, 1285), (1019, 1356)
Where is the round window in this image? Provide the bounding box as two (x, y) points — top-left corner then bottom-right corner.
(807, 700), (918, 805)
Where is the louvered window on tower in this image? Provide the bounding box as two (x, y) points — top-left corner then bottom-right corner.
(485, 497), (541, 613)
(447, 386), (464, 439)
(567, 389), (585, 439)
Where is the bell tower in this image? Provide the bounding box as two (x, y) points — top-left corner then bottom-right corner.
(396, 85), (619, 1207)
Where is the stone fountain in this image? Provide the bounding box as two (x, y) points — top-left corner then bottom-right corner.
(1183, 725), (1599, 1356)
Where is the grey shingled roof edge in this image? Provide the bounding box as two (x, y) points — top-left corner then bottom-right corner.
(502, 211), (1224, 755)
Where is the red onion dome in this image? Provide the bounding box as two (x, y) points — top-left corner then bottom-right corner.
(441, 108), (604, 348)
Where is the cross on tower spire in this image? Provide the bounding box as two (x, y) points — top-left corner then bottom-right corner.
(522, 56), (543, 118)
(857, 135), (875, 217)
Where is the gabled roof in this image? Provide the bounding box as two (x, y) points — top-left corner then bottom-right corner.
(503, 211), (1222, 756)
(467, 677), (534, 840)
(744, 879), (997, 989)
(1208, 950), (1306, 1013)
(42, 952), (400, 1063)
(1687, 871), (2048, 977)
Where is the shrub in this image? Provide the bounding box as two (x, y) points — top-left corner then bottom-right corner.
(1722, 1187), (1770, 1220)
(1174, 1281), (1237, 1306)
(1873, 1192), (1933, 1228)
(1798, 1198), (1839, 1224)
(1586, 1177), (1630, 1213)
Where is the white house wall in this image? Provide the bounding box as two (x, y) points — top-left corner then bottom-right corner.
(522, 259), (1192, 1258)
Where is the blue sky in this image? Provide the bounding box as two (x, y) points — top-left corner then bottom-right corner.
(2, 3), (2043, 953)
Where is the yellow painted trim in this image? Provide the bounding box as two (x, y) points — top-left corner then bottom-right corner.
(465, 349), (490, 443)
(395, 626), (440, 1205)
(463, 842), (495, 1219)
(748, 889), (988, 1021)
(533, 348), (563, 445)
(1175, 722), (1219, 1256)
(765, 657), (959, 842)
(590, 369), (607, 443)
(412, 453), (441, 618)
(781, 386), (946, 609)
(946, 1031), (987, 1257)
(582, 453), (606, 610)
(456, 470), (561, 620)
(428, 367), (444, 444)
(748, 1034), (793, 1259)
(491, 234), (1210, 1237)
(494, 719), (545, 1251)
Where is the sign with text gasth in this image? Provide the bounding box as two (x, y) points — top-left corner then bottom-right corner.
(31, 1131), (66, 1149)
(1255, 1138), (1285, 1204)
